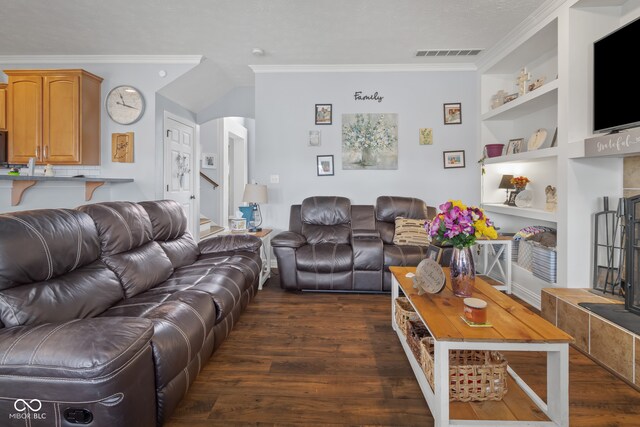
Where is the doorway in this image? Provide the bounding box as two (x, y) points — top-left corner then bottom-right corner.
(221, 118), (248, 229)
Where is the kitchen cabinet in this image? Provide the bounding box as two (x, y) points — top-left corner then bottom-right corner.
(5, 69), (103, 164)
(0, 83), (6, 130)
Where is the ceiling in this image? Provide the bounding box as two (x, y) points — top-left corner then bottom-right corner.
(0, 0), (546, 113)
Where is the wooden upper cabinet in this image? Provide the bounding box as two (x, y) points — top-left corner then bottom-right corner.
(5, 69), (103, 165)
(0, 83), (7, 130)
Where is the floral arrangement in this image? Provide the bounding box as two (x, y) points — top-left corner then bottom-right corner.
(426, 200), (498, 248)
(342, 113), (397, 153)
(511, 176), (530, 189)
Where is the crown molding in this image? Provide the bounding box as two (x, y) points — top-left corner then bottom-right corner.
(0, 55), (203, 64)
(476, 0), (566, 71)
(249, 63), (477, 73)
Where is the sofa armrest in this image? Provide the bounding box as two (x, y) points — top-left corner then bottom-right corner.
(271, 231), (307, 248)
(353, 229), (381, 239)
(0, 317), (153, 379)
(198, 234), (262, 254)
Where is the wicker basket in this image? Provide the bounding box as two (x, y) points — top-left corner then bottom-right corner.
(419, 337), (508, 402)
(406, 320), (431, 362)
(394, 297), (419, 336)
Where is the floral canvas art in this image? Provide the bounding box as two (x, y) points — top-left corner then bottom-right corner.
(419, 128), (433, 145)
(342, 113), (398, 170)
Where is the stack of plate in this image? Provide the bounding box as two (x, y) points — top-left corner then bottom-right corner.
(532, 243), (557, 283)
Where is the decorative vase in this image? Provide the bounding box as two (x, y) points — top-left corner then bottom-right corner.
(450, 246), (476, 297)
(361, 147), (377, 166)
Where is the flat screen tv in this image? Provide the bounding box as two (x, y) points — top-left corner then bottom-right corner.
(593, 16), (640, 134)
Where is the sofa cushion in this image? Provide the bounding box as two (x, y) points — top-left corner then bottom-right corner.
(102, 241), (174, 298)
(0, 261), (123, 327)
(139, 200), (200, 268)
(0, 209), (100, 289)
(301, 196), (351, 225)
(0, 317), (153, 379)
(296, 243), (353, 273)
(393, 217), (430, 246)
(77, 201), (153, 256)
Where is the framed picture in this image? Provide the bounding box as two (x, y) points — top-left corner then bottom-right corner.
(309, 130), (321, 147)
(426, 245), (443, 263)
(317, 155), (334, 176)
(507, 192), (518, 206)
(506, 138), (524, 155)
(201, 153), (217, 169)
(419, 128), (433, 145)
(443, 102), (462, 125)
(315, 104), (332, 125)
(443, 150), (465, 169)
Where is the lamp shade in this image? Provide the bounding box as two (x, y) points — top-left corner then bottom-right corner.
(499, 174), (515, 189)
(242, 183), (268, 204)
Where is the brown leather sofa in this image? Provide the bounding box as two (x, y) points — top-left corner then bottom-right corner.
(272, 195), (435, 292)
(0, 200), (261, 427)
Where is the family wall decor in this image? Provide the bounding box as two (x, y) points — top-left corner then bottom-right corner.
(353, 91), (384, 103)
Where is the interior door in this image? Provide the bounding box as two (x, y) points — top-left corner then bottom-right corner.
(164, 115), (198, 238)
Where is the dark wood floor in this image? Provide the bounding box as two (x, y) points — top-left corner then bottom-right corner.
(165, 272), (640, 426)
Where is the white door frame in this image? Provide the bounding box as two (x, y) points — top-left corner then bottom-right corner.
(220, 118), (248, 229)
(163, 111), (200, 239)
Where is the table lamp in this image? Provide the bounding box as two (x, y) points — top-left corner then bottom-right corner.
(499, 174), (515, 205)
(242, 183), (268, 232)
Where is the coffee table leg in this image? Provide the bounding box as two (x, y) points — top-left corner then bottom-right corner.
(433, 340), (449, 426)
(547, 344), (569, 426)
(391, 276), (399, 331)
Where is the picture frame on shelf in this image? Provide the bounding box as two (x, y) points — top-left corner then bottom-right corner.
(201, 152), (217, 169)
(443, 150), (465, 168)
(426, 245), (444, 263)
(550, 127), (558, 148)
(317, 155), (334, 176)
(507, 192), (518, 206)
(443, 103), (462, 125)
(503, 93), (518, 104)
(315, 104), (332, 125)
(506, 138), (524, 155)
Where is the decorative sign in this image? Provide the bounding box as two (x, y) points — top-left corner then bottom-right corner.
(584, 127), (640, 157)
(412, 258), (446, 295)
(111, 132), (134, 163)
(354, 91), (384, 103)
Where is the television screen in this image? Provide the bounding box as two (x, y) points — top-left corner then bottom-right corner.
(593, 17), (640, 134)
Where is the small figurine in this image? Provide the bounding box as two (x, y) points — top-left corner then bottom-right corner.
(517, 67), (532, 96)
(491, 90), (508, 109)
(545, 185), (557, 212)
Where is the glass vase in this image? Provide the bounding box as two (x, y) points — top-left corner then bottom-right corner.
(450, 246), (475, 297)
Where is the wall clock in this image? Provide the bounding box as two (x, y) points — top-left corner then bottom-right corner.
(106, 85), (145, 125)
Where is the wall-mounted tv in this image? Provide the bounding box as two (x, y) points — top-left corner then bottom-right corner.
(593, 16), (640, 134)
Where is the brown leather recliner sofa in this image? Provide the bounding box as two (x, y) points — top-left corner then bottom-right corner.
(272, 195), (436, 292)
(0, 200), (261, 427)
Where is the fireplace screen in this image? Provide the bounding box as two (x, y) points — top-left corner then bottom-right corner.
(626, 196), (640, 315)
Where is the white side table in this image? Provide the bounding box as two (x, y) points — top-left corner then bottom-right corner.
(474, 237), (512, 294)
(218, 228), (272, 290)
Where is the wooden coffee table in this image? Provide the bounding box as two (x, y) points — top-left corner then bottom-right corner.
(390, 266), (573, 427)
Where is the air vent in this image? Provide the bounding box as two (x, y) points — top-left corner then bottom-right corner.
(416, 49), (482, 57)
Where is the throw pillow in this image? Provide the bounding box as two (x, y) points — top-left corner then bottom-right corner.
(393, 217), (430, 246)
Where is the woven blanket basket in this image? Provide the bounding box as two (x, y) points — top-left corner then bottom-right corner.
(394, 297), (420, 336)
(419, 337), (508, 402)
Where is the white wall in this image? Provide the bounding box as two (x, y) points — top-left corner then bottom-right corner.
(0, 61), (197, 212)
(254, 70), (479, 232)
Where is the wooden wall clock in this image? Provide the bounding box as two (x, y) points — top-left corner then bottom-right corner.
(106, 85), (145, 125)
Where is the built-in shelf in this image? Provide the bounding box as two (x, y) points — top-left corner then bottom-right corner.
(484, 146), (558, 164)
(482, 203), (557, 222)
(481, 79), (558, 121)
(0, 175), (134, 206)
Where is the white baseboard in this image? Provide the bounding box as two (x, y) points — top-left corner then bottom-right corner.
(511, 281), (542, 310)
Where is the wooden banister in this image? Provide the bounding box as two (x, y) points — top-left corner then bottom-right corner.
(200, 172), (219, 189)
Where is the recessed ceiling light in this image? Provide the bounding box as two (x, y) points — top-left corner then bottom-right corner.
(252, 48), (265, 56)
